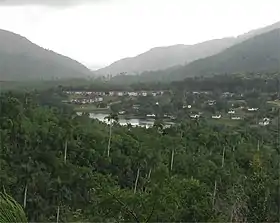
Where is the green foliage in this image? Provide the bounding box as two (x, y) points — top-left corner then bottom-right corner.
(0, 90), (279, 222)
(0, 192), (28, 223)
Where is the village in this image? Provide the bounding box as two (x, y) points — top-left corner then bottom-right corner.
(61, 89), (280, 128)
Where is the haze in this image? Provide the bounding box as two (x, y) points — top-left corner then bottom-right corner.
(0, 0), (279, 69)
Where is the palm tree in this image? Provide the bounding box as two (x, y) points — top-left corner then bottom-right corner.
(104, 113), (119, 157)
(0, 192), (28, 223)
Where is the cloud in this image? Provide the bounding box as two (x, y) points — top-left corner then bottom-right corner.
(0, 0), (105, 7)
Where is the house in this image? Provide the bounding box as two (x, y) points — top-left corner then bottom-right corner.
(155, 102), (159, 105)
(190, 114), (200, 119)
(109, 91), (114, 96)
(259, 118), (270, 126)
(208, 100), (216, 106)
(96, 97), (103, 102)
(117, 92), (124, 97)
(119, 111), (126, 115)
(228, 110), (235, 114)
(151, 92), (157, 97)
(141, 92), (148, 97)
(212, 115), (222, 119)
(146, 114), (156, 117)
(231, 116), (241, 120)
(248, 108), (259, 111)
(128, 92), (138, 97)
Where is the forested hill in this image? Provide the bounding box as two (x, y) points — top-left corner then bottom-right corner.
(95, 38), (237, 76)
(1, 90), (280, 221)
(0, 29), (92, 81)
(112, 28), (279, 84)
(172, 28), (280, 80)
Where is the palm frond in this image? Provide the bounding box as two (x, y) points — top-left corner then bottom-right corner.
(0, 192), (28, 223)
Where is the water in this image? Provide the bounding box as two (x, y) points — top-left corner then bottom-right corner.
(76, 112), (174, 128)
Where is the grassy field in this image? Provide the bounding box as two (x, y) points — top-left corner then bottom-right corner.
(207, 118), (241, 127)
(73, 104), (110, 112)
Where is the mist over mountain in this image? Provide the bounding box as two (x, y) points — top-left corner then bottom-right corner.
(0, 29), (92, 81)
(96, 21), (280, 77)
(95, 38), (237, 76)
(110, 28), (279, 84)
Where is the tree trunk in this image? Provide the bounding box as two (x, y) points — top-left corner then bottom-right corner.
(107, 119), (112, 157)
(147, 168), (152, 180)
(23, 183), (28, 209)
(222, 146), (225, 168)
(170, 149), (174, 172)
(134, 168), (140, 194)
(212, 180), (217, 208)
(56, 205), (60, 223)
(257, 140), (260, 151)
(64, 139), (68, 164)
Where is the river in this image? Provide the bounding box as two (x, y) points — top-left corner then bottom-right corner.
(76, 112), (174, 128)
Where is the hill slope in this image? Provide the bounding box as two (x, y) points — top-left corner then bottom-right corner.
(177, 28), (280, 79)
(137, 28), (280, 82)
(97, 21), (280, 77)
(0, 29), (91, 81)
(95, 38), (237, 76)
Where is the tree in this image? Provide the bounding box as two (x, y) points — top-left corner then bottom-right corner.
(104, 113), (119, 157)
(0, 192), (28, 223)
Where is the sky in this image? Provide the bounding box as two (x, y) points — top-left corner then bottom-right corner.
(0, 0), (279, 69)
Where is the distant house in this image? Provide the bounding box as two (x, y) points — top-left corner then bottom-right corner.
(151, 92), (157, 97)
(212, 115), (222, 119)
(96, 97), (103, 102)
(190, 114), (200, 119)
(119, 111), (126, 115)
(208, 100), (216, 106)
(228, 110), (235, 114)
(128, 92), (138, 97)
(117, 92), (124, 96)
(146, 114), (156, 117)
(141, 92), (148, 97)
(248, 108), (259, 111)
(109, 91), (114, 96)
(259, 118), (270, 126)
(183, 105), (192, 109)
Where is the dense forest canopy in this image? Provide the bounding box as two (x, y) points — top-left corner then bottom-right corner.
(1, 88), (280, 222)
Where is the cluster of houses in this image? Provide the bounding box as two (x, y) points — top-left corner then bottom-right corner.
(64, 90), (165, 97)
(65, 97), (104, 104)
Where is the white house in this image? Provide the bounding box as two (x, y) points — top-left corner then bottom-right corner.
(212, 115), (222, 119)
(128, 92), (138, 97)
(146, 114), (156, 117)
(208, 100), (216, 106)
(228, 110), (235, 114)
(142, 92), (148, 96)
(96, 97), (103, 102)
(259, 118), (270, 126)
(248, 108), (259, 111)
(190, 114), (200, 119)
(117, 92), (124, 96)
(119, 111), (126, 115)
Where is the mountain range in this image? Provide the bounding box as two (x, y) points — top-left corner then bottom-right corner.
(97, 21), (280, 77)
(0, 29), (92, 81)
(0, 21), (279, 82)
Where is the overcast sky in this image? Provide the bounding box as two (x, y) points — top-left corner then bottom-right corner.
(0, 0), (279, 69)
